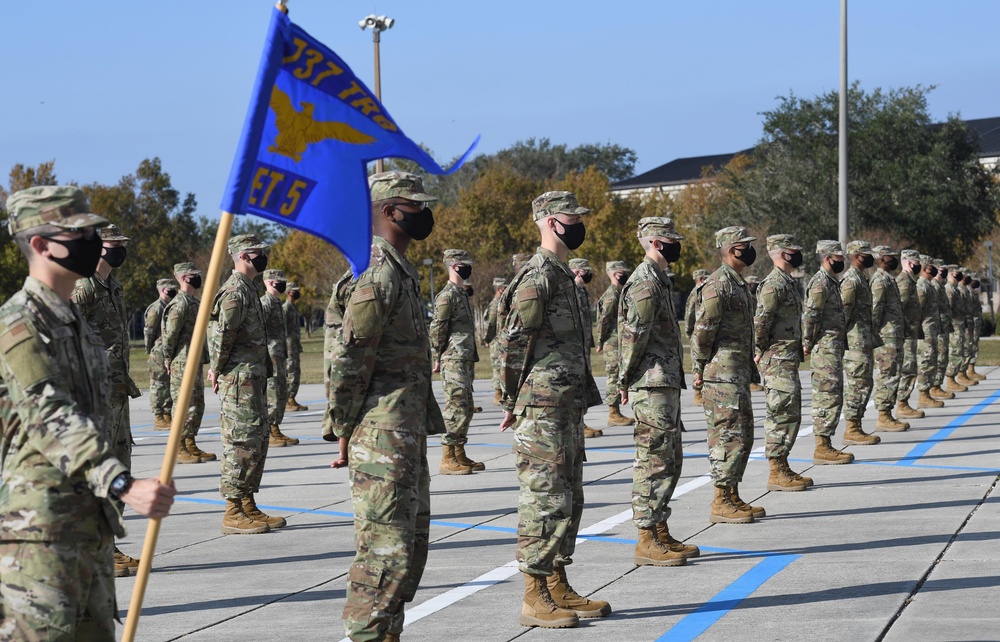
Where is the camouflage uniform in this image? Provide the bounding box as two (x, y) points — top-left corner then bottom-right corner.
(482, 278), (506, 396)
(429, 250), (479, 447)
(802, 242), (847, 437)
(161, 265), (207, 444)
(870, 247), (904, 412)
(208, 236), (272, 501)
(568, 258), (596, 350)
(969, 274), (983, 371)
(916, 255), (940, 394)
(840, 241), (881, 422)
(692, 228), (758, 488)
(144, 279), (176, 420)
(597, 261), (628, 406)
(0, 187), (126, 640)
(895, 250), (922, 404)
(932, 260), (952, 389)
(945, 267), (968, 380)
(617, 219), (686, 528)
(260, 269), (288, 430)
(685, 269), (709, 399)
(324, 269), (356, 396)
(497, 192), (601, 576)
(72, 225), (140, 469)
(753, 237), (804, 460)
(324, 173), (443, 641)
(283, 284), (304, 404)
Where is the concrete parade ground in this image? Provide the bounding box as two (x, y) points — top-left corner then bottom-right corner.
(117, 370), (1000, 642)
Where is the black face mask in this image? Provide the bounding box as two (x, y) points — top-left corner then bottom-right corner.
(581, 272), (593, 284)
(614, 274), (629, 286)
(910, 263), (921, 275)
(784, 251), (804, 268)
(456, 265), (472, 280)
(292, 291), (301, 300)
(861, 255), (875, 269)
(953, 272), (963, 282)
(926, 267), (938, 278)
(734, 245), (756, 267)
(393, 206), (434, 241)
(884, 258), (899, 271)
(102, 245), (127, 268)
(830, 259), (846, 274)
(249, 253), (268, 273)
(964, 278), (972, 286)
(187, 275), (203, 289)
(939, 269), (948, 280)
(45, 234), (104, 278)
(659, 241), (682, 264)
(165, 289), (177, 299)
(973, 280), (981, 289)
(465, 288), (474, 297)
(553, 220), (586, 250)
(275, 281), (287, 293)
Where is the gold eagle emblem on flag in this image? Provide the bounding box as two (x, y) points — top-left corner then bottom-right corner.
(267, 85), (375, 162)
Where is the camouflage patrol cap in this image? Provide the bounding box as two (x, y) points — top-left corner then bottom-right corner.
(262, 269), (286, 282)
(228, 233), (269, 255)
(945, 264), (959, 272)
(766, 234), (802, 251)
(568, 258), (592, 271)
(845, 240), (872, 255)
(606, 261), (629, 273)
(715, 226), (756, 248)
(967, 270), (978, 280)
(100, 224), (130, 242)
(918, 254), (933, 266)
(492, 277), (507, 288)
(512, 253), (533, 271)
(288, 281), (300, 291)
(443, 249), (473, 265)
(900, 249), (920, 261)
(173, 261), (201, 276)
(636, 217), (684, 240)
(368, 171), (437, 203)
(932, 258), (945, 269)
(156, 278), (177, 290)
(5, 185), (109, 236)
(693, 268), (709, 279)
(872, 245), (898, 257)
(531, 191), (590, 221)
(816, 240), (844, 256)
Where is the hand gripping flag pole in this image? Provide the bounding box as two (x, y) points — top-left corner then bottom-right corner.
(121, 212), (235, 642)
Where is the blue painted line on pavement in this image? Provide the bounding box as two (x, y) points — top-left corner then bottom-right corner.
(786, 457), (1000, 473)
(897, 388), (1000, 466)
(655, 554), (801, 642)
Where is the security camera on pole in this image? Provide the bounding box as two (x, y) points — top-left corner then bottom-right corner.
(359, 14), (395, 173)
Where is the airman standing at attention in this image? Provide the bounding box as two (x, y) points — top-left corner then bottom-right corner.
(483, 277), (508, 406)
(430, 249), (482, 475)
(618, 218), (697, 565)
(284, 282), (308, 411)
(803, 241), (855, 465)
(145, 278), (177, 429)
(958, 268), (979, 386)
(71, 222), (143, 576)
(208, 233), (285, 535)
(869, 246), (909, 432)
(597, 260), (635, 427)
(161, 262), (215, 464)
(0, 186), (176, 641)
(915, 255), (945, 409)
(930, 259), (955, 401)
(685, 268), (709, 405)
(945, 265), (974, 391)
(498, 191), (609, 629)
(965, 271), (987, 382)
(569, 257), (602, 438)
(324, 171), (444, 641)
(754, 234), (812, 491)
(840, 240), (881, 445)
(692, 226), (764, 524)
(745, 275), (764, 392)
(261, 269), (299, 447)
(895, 250), (925, 419)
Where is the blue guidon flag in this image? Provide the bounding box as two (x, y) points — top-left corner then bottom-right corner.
(221, 7), (478, 275)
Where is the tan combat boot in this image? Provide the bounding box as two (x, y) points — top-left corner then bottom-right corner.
(813, 435), (854, 465)
(656, 522), (700, 558)
(897, 399), (925, 419)
(454, 443), (485, 471)
(918, 390), (945, 408)
(383, 634), (400, 642)
(634, 527), (687, 566)
(520, 573), (579, 628)
(749, 382), (764, 392)
(784, 457), (813, 487)
(284, 398), (297, 412)
(242, 495), (287, 529)
(607, 404), (635, 427)
(493, 389), (502, 405)
(710, 486), (754, 523)
(767, 458), (808, 491)
(546, 565), (612, 618)
(154, 414), (171, 430)
(956, 372), (977, 386)
(114, 548), (139, 577)
(583, 425), (603, 438)
(268, 424), (288, 448)
(439, 445), (473, 475)
(945, 375), (968, 393)
(273, 424), (300, 445)
(843, 418), (881, 445)
(692, 388), (704, 405)
(221, 498), (270, 535)
(176, 440), (200, 464)
(729, 485), (765, 518)
(968, 365), (987, 381)
(187, 436), (217, 461)
(930, 385), (955, 400)
(876, 409), (909, 432)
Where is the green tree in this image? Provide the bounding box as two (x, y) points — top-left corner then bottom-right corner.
(0, 161), (59, 300)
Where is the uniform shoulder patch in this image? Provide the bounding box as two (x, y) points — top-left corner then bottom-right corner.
(518, 287), (538, 301)
(633, 286), (653, 301)
(222, 298), (239, 311)
(352, 286), (377, 304)
(701, 281), (719, 300)
(0, 321), (36, 354)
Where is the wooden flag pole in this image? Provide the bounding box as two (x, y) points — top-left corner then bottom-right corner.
(121, 211), (236, 642)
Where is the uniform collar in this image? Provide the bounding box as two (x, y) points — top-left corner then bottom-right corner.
(537, 247), (574, 278)
(24, 276), (77, 325)
(374, 236), (419, 282)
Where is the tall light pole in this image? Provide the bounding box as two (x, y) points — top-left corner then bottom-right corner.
(838, 0), (849, 247)
(359, 14), (394, 173)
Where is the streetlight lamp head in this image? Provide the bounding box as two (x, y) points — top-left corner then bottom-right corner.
(359, 15), (377, 30)
(380, 16), (395, 29)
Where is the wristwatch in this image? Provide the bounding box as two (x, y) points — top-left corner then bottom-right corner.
(108, 472), (134, 500)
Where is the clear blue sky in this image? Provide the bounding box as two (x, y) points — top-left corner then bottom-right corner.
(2, 1), (997, 217)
